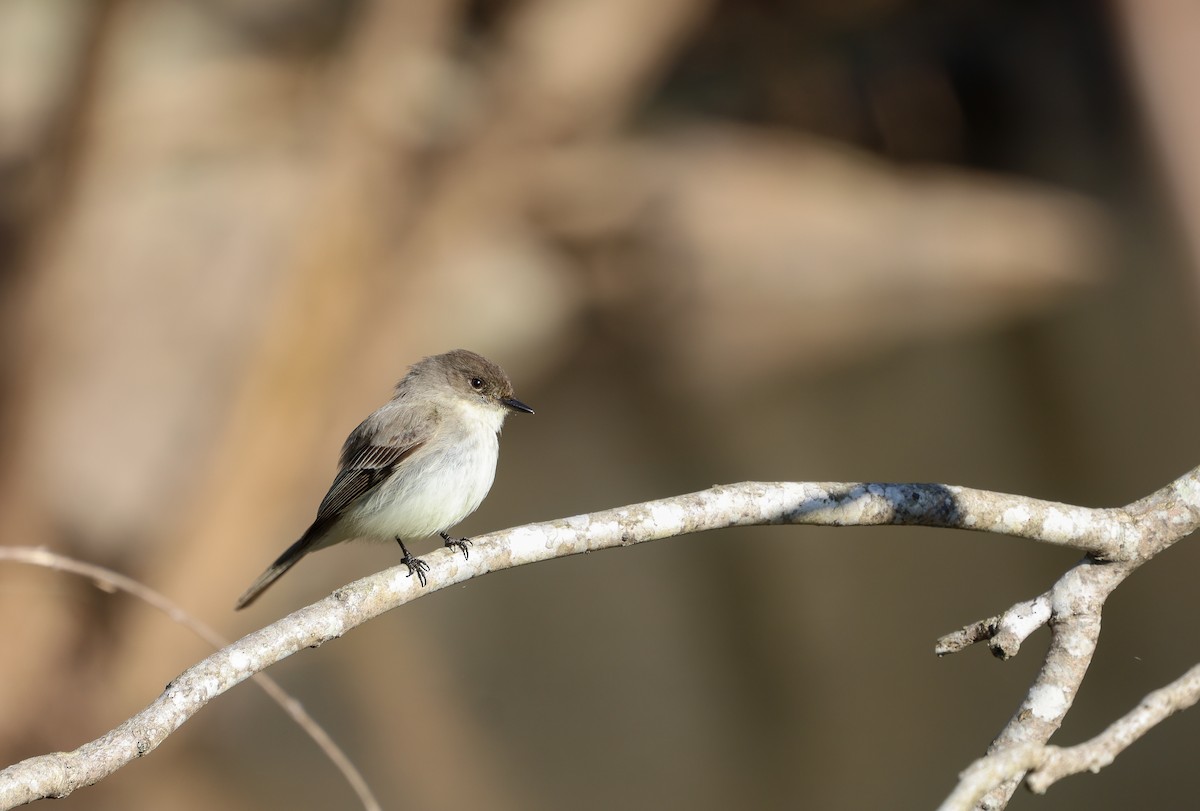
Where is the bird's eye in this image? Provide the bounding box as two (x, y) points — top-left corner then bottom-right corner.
(469, 377), (484, 390)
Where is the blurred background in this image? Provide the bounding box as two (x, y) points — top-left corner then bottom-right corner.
(1, 0), (1199, 808)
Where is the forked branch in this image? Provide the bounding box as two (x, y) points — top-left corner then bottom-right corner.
(2, 470), (1198, 809)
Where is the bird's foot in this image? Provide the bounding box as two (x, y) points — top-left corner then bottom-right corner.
(439, 531), (473, 560)
(395, 537), (429, 587)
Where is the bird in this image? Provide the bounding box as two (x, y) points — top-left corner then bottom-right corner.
(235, 349), (533, 609)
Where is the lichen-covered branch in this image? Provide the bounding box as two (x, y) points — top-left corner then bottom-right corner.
(3, 469), (1199, 808)
(1025, 660), (1200, 791)
(0, 546), (379, 811)
(937, 465), (1200, 810)
(936, 593), (1052, 659)
(940, 660), (1200, 809)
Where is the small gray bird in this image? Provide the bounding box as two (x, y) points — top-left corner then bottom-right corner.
(235, 349), (533, 609)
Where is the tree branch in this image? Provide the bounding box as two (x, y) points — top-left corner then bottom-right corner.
(0, 546), (380, 811)
(1025, 660), (1200, 792)
(935, 466), (1200, 809)
(940, 660), (1200, 809)
(2, 470), (1198, 808)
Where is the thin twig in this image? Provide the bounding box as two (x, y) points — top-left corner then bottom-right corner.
(0, 546), (379, 811)
(940, 660), (1200, 809)
(935, 592), (1052, 660)
(1026, 660), (1200, 792)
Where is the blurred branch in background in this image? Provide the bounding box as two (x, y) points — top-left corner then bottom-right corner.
(0, 546), (380, 811)
(533, 127), (1104, 391)
(1115, 0), (1200, 299)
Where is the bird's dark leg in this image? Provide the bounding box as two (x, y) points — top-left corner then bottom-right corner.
(395, 537), (429, 587)
(440, 531), (472, 560)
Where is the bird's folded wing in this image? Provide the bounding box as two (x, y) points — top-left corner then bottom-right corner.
(314, 437), (425, 523)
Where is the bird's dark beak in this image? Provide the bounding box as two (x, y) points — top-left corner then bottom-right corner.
(503, 397), (535, 414)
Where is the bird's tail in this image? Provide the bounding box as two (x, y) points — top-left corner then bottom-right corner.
(234, 534), (313, 610)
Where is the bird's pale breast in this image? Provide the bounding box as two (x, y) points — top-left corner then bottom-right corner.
(336, 402), (503, 543)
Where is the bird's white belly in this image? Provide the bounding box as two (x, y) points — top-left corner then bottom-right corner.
(344, 429), (499, 542)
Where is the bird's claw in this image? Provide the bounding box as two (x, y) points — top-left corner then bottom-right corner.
(440, 531), (472, 560)
(395, 537), (429, 587)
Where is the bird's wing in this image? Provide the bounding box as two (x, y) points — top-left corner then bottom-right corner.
(313, 424), (427, 525)
(233, 408), (432, 610)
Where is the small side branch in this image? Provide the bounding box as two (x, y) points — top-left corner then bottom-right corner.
(940, 661), (1200, 809)
(936, 593), (1052, 660)
(1025, 661), (1200, 792)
